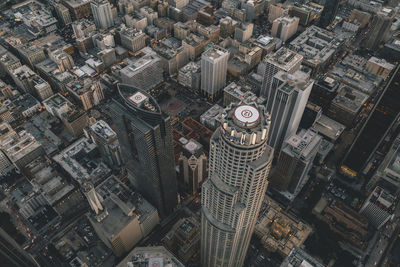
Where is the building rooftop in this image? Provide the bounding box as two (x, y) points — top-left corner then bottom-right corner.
(331, 85), (368, 114)
(329, 54), (383, 94)
(12, 93), (40, 111)
(90, 120), (117, 143)
(281, 246), (325, 267)
(314, 115), (345, 141)
(63, 0), (91, 8)
(202, 46), (229, 60)
(284, 129), (322, 161)
(315, 75), (340, 93)
(53, 137), (111, 185)
(289, 25), (342, 67)
(265, 47), (303, 72)
(89, 175), (157, 238)
(255, 195), (312, 257)
(43, 93), (68, 109)
(200, 104), (225, 129)
(26, 157), (74, 206)
(179, 61), (201, 74)
(368, 56), (395, 70)
(117, 246), (185, 267)
(223, 82), (265, 106)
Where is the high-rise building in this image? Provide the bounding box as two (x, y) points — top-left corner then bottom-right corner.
(200, 46), (229, 100)
(201, 102), (273, 267)
(62, 0), (92, 20)
(120, 53), (163, 91)
(119, 27), (146, 52)
(89, 120), (123, 168)
(259, 47), (303, 109)
(178, 139), (207, 195)
(271, 16), (299, 42)
(54, 3), (72, 26)
(319, 0), (340, 28)
(106, 84), (178, 218)
(268, 3), (288, 23)
(365, 10), (394, 50)
(270, 129), (322, 200)
(234, 23), (253, 42)
(91, 0), (114, 29)
(268, 70), (313, 151)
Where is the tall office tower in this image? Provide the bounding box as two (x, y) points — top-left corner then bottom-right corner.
(107, 84), (178, 218)
(268, 3), (288, 23)
(268, 70), (313, 151)
(319, 0), (340, 28)
(271, 16), (299, 42)
(91, 0), (114, 29)
(89, 120), (123, 168)
(270, 129), (321, 199)
(234, 23), (254, 42)
(178, 139), (207, 195)
(0, 227), (39, 267)
(365, 10), (394, 50)
(54, 3), (72, 26)
(259, 47), (303, 111)
(200, 46), (229, 100)
(201, 102), (274, 267)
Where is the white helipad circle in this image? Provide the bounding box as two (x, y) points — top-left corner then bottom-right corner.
(185, 141), (198, 151)
(234, 105), (260, 125)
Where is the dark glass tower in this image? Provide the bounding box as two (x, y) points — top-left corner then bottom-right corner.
(106, 84), (178, 218)
(319, 0), (340, 28)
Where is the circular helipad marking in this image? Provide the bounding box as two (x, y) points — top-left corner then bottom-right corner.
(234, 105), (260, 125)
(185, 141), (198, 151)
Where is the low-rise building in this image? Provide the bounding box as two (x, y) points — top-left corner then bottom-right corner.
(255, 195), (312, 257)
(87, 176), (160, 257)
(178, 61), (201, 91)
(120, 53), (163, 91)
(280, 246), (325, 267)
(0, 123), (44, 169)
(53, 137), (111, 186)
(328, 54), (383, 95)
(290, 25), (342, 74)
(313, 197), (369, 249)
(163, 217), (200, 263)
(117, 246), (185, 267)
(366, 57), (395, 79)
(329, 85), (368, 127)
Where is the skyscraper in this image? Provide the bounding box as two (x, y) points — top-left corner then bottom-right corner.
(259, 47), (303, 110)
(201, 46), (229, 100)
(270, 129), (322, 200)
(106, 84), (178, 218)
(178, 139), (207, 195)
(268, 70), (313, 151)
(89, 120), (123, 168)
(365, 10), (394, 50)
(319, 0), (340, 28)
(271, 16), (299, 42)
(201, 102), (274, 267)
(91, 0), (114, 29)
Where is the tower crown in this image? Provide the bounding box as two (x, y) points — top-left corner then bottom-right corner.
(221, 102), (271, 146)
